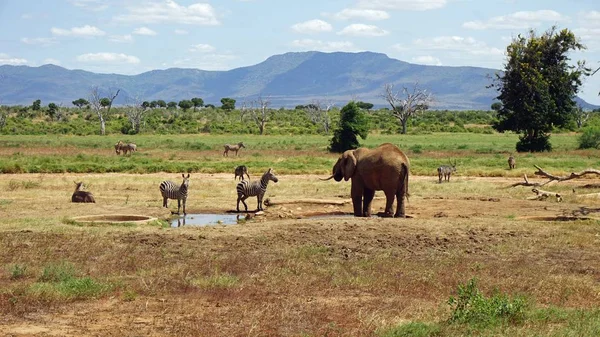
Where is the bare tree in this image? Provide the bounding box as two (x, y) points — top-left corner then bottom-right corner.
(125, 96), (148, 134)
(382, 82), (433, 134)
(248, 95), (271, 135)
(574, 105), (590, 129)
(89, 86), (120, 135)
(305, 98), (334, 134)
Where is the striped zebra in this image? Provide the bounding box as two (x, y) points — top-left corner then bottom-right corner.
(159, 173), (190, 214)
(224, 142), (245, 157)
(236, 168), (278, 212)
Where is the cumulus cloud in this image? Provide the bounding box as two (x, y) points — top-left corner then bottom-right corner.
(109, 34), (134, 43)
(43, 58), (61, 65)
(68, 0), (109, 11)
(174, 29), (189, 35)
(21, 37), (57, 47)
(290, 39), (356, 52)
(291, 19), (333, 34)
(51, 25), (106, 37)
(357, 0), (447, 11)
(0, 53), (28, 65)
(133, 27), (157, 36)
(411, 56), (442, 66)
(410, 36), (503, 55)
(337, 24), (389, 37)
(463, 10), (568, 30)
(76, 52), (140, 64)
(189, 43), (216, 52)
(114, 0), (219, 25)
(329, 8), (390, 21)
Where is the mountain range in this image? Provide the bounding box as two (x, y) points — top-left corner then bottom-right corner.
(0, 51), (597, 110)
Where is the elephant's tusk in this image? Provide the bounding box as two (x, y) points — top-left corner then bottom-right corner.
(319, 175), (335, 181)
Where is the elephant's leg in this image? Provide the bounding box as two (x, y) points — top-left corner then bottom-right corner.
(362, 188), (375, 217)
(395, 190), (406, 218)
(382, 190), (395, 217)
(350, 181), (364, 217)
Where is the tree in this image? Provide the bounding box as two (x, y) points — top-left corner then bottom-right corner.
(382, 82), (432, 134)
(178, 100), (193, 111)
(305, 98), (334, 134)
(47, 103), (58, 120)
(492, 27), (589, 152)
(125, 98), (148, 134)
(141, 101), (150, 109)
(490, 102), (502, 111)
(221, 97), (236, 111)
(356, 101), (374, 110)
(89, 86), (120, 135)
(573, 105), (590, 129)
(32, 99), (41, 111)
(157, 100), (167, 108)
(329, 101), (369, 153)
(167, 101), (177, 109)
(72, 98), (90, 108)
(191, 97), (204, 111)
(149, 100), (158, 108)
(247, 95), (271, 135)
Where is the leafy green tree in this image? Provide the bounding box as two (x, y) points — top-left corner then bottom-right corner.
(32, 99), (41, 111)
(178, 100), (193, 111)
(141, 101), (150, 109)
(191, 97), (204, 111)
(220, 97), (236, 111)
(167, 101), (177, 109)
(99, 98), (111, 108)
(72, 98), (89, 108)
(492, 27), (589, 152)
(47, 103), (58, 120)
(490, 102), (502, 111)
(356, 101), (374, 110)
(205, 104), (215, 109)
(149, 101), (158, 108)
(157, 100), (167, 108)
(329, 101), (369, 153)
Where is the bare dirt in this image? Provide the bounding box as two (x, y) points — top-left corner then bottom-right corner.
(1, 173), (599, 336)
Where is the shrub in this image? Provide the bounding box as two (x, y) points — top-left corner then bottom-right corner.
(578, 126), (600, 149)
(516, 133), (552, 152)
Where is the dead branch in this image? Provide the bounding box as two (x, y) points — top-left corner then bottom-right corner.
(508, 174), (542, 187)
(527, 188), (562, 202)
(264, 198), (351, 206)
(533, 166), (600, 184)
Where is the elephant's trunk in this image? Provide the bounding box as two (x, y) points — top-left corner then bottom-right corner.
(319, 175), (335, 181)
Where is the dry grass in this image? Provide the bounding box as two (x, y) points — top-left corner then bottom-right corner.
(1, 173), (600, 336)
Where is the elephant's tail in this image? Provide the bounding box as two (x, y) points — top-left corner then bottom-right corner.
(403, 163), (410, 203)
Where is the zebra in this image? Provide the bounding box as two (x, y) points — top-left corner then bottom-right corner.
(159, 173), (190, 214)
(236, 168), (278, 212)
(234, 165), (250, 181)
(508, 155), (516, 170)
(437, 162), (457, 183)
(223, 142), (245, 157)
(72, 181), (96, 203)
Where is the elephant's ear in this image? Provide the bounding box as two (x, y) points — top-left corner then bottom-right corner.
(342, 151), (357, 181)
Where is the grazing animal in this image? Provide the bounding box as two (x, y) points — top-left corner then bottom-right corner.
(115, 141), (137, 155)
(437, 162), (457, 183)
(234, 165), (250, 181)
(236, 168), (278, 212)
(508, 155), (516, 170)
(71, 181), (96, 203)
(159, 174), (190, 214)
(223, 142), (245, 157)
(114, 140), (124, 155)
(321, 143), (409, 218)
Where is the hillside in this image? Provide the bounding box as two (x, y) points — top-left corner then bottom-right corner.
(0, 51), (597, 110)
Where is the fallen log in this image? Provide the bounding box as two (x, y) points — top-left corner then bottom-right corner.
(264, 198), (351, 206)
(527, 188), (562, 202)
(533, 166), (600, 185)
(508, 174), (542, 187)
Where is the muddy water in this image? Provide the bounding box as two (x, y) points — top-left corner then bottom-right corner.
(171, 213), (241, 227)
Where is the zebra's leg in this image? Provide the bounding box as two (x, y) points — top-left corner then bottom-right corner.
(240, 196), (249, 211)
(257, 194), (263, 211)
(182, 198), (186, 215)
(177, 199), (181, 214)
(163, 197), (168, 208)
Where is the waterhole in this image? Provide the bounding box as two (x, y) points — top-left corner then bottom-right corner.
(171, 213), (242, 227)
(71, 214), (156, 224)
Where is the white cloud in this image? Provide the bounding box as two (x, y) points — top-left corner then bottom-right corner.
(463, 10), (568, 30)
(412, 56), (442, 66)
(338, 24), (389, 37)
(21, 37), (57, 47)
(330, 8), (390, 21)
(51, 25), (106, 37)
(0, 53), (28, 65)
(410, 36), (503, 56)
(109, 34), (134, 43)
(357, 0), (446, 11)
(114, 0), (220, 25)
(290, 39), (356, 52)
(291, 19), (333, 34)
(68, 0), (109, 11)
(133, 27), (157, 36)
(189, 43), (216, 53)
(76, 52), (140, 64)
(174, 29), (189, 35)
(43, 58), (61, 65)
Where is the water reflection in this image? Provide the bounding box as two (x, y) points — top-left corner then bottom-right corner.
(171, 213), (242, 227)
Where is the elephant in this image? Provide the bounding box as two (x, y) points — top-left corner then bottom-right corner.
(322, 143), (410, 218)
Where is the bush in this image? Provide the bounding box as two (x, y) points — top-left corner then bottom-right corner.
(578, 126), (600, 149)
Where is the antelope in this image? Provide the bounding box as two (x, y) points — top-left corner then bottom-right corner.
(437, 161), (457, 183)
(223, 142), (245, 157)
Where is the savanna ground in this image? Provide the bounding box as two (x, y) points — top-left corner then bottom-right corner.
(1, 133), (600, 336)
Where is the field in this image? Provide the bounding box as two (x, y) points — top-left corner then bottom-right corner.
(1, 133), (600, 336)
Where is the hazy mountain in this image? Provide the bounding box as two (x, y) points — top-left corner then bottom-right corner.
(0, 51), (597, 110)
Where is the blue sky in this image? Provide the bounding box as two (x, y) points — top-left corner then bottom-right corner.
(1, 0), (599, 104)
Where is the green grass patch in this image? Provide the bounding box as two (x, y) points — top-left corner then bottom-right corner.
(189, 272), (240, 289)
(378, 322), (441, 337)
(29, 262), (111, 300)
(8, 264), (28, 280)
